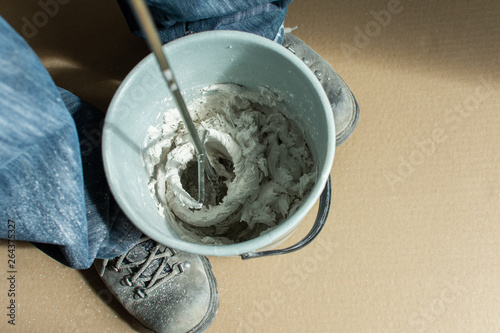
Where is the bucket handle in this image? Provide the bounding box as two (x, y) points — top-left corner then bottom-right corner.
(240, 175), (331, 260)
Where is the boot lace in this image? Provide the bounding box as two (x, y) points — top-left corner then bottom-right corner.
(100, 237), (190, 299)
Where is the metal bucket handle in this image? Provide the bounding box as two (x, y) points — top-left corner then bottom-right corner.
(241, 175), (331, 259)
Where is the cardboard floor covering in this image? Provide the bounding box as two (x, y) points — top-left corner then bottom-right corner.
(0, 0), (499, 332)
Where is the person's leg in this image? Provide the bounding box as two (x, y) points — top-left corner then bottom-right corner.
(0, 16), (140, 269)
(57, 88), (143, 261)
(0, 15), (90, 268)
(117, 0), (293, 44)
(0, 14), (219, 333)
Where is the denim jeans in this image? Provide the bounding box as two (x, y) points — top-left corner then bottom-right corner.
(0, 0), (291, 269)
(118, 0), (292, 44)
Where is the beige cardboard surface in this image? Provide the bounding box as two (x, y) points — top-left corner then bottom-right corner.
(1, 0), (499, 332)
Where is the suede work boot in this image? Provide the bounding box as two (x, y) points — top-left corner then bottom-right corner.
(283, 33), (360, 146)
(96, 237), (219, 333)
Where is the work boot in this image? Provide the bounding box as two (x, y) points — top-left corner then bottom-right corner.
(96, 237), (219, 333)
(283, 33), (360, 146)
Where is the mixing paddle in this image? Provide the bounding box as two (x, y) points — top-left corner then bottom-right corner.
(129, 0), (220, 209)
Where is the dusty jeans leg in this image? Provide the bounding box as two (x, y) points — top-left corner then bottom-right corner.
(0, 16), (89, 268)
(57, 88), (142, 262)
(0, 16), (140, 269)
(117, 0), (292, 44)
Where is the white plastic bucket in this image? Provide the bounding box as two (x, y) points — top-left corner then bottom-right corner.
(103, 31), (335, 257)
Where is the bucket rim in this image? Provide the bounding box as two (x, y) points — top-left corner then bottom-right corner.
(103, 30), (335, 256)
